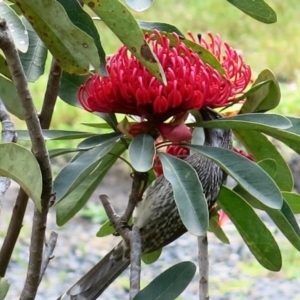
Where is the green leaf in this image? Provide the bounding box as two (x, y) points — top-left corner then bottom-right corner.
(159, 153), (208, 236)
(187, 144), (282, 209)
(80, 122), (113, 130)
(58, 71), (89, 107)
(129, 134), (155, 172)
(137, 20), (185, 37)
(15, 0), (100, 74)
(241, 69), (280, 113)
(0, 75), (23, 119)
(142, 248), (162, 265)
(218, 187), (281, 271)
(49, 148), (81, 158)
(192, 113), (292, 134)
(19, 17), (48, 82)
(133, 261), (196, 300)
(84, 0), (166, 83)
(56, 142), (126, 225)
(0, 143), (42, 211)
(265, 117), (300, 155)
(96, 219), (115, 237)
(0, 1), (29, 52)
(17, 129), (97, 141)
(126, 0), (153, 12)
(77, 132), (123, 149)
(283, 192), (300, 214)
(0, 277), (10, 300)
(0, 54), (12, 80)
(191, 127), (205, 146)
(227, 0), (277, 24)
(234, 185), (300, 253)
(234, 130), (293, 191)
(54, 140), (116, 202)
(56, 0), (107, 76)
(208, 215), (230, 244)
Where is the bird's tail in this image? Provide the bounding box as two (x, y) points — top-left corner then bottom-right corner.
(58, 241), (130, 300)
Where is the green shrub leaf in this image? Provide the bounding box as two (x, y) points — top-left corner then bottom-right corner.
(15, 0), (100, 74)
(240, 69), (280, 113)
(129, 134), (155, 172)
(234, 130), (293, 191)
(159, 153), (208, 236)
(227, 0), (277, 24)
(218, 187), (281, 271)
(56, 143), (126, 225)
(187, 144), (282, 209)
(133, 261), (196, 300)
(0, 143), (42, 211)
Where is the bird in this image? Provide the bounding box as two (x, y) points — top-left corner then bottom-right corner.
(59, 107), (232, 300)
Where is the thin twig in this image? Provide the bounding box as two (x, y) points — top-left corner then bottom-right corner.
(39, 231), (58, 284)
(122, 172), (148, 223)
(0, 189), (28, 277)
(0, 19), (53, 299)
(198, 234), (209, 300)
(99, 194), (131, 242)
(129, 226), (141, 299)
(99, 195), (142, 300)
(39, 58), (62, 129)
(0, 97), (16, 210)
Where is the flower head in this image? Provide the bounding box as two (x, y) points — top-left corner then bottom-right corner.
(78, 30), (251, 125)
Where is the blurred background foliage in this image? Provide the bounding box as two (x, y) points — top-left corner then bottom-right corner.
(15, 0), (300, 149)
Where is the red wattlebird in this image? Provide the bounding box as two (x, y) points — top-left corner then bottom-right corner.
(59, 107), (232, 300)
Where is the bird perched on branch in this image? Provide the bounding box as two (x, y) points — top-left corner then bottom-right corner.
(59, 108), (232, 300)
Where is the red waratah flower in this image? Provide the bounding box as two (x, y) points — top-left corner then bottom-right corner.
(78, 30), (251, 124)
(233, 147), (254, 161)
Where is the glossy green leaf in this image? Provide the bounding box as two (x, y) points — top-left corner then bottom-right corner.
(58, 71), (89, 107)
(19, 17), (47, 82)
(133, 261), (196, 300)
(56, 143), (126, 225)
(187, 144), (282, 209)
(192, 113), (291, 134)
(283, 192), (300, 214)
(129, 134), (155, 172)
(80, 122), (113, 130)
(138, 20), (184, 37)
(191, 127), (205, 146)
(56, 0), (107, 76)
(218, 187), (281, 271)
(49, 148), (81, 158)
(0, 143), (42, 210)
(0, 75), (23, 119)
(234, 130), (293, 191)
(227, 0), (277, 24)
(0, 1), (29, 52)
(241, 69), (280, 113)
(265, 117), (300, 155)
(0, 277), (9, 300)
(0, 54), (11, 80)
(257, 158), (277, 178)
(15, 0), (100, 74)
(235, 185), (300, 252)
(54, 140), (116, 202)
(96, 219), (115, 237)
(208, 215), (230, 244)
(17, 130), (97, 141)
(159, 153), (208, 236)
(126, 0), (153, 12)
(84, 0), (166, 83)
(142, 248), (162, 265)
(77, 132), (122, 149)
